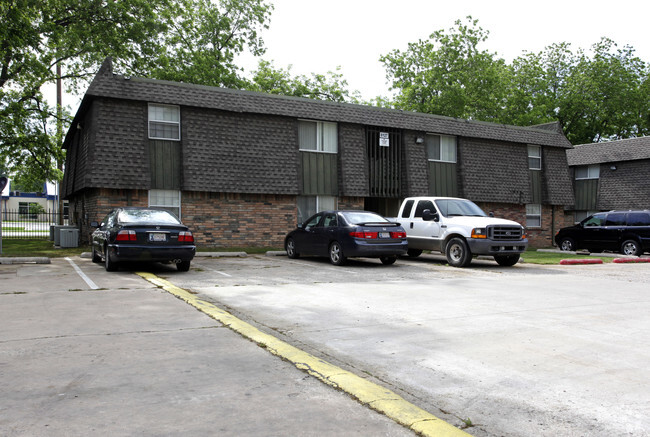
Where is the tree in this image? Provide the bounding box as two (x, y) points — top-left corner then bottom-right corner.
(380, 17), (509, 121)
(247, 60), (361, 103)
(1, 0), (169, 184)
(1, 0), (273, 185)
(142, 0), (273, 88)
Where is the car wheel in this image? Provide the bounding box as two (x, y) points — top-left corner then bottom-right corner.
(559, 237), (576, 251)
(380, 255), (397, 265)
(329, 241), (346, 266)
(445, 237), (472, 267)
(494, 254), (520, 266)
(177, 260), (191, 272)
(407, 249), (422, 258)
(621, 239), (641, 256)
(91, 246), (102, 263)
(286, 238), (299, 259)
(104, 246), (117, 272)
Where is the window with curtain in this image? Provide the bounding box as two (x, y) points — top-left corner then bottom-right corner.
(148, 104), (180, 140)
(526, 204), (541, 228)
(298, 120), (337, 153)
(528, 145), (542, 170)
(297, 195), (336, 224)
(425, 134), (456, 162)
(149, 189), (181, 219)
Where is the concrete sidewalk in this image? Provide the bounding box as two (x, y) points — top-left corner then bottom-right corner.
(0, 258), (415, 436)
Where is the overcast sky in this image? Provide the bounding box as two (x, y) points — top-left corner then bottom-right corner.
(240, 0), (650, 100)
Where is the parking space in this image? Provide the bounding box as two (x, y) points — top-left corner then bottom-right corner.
(173, 254), (650, 437)
(2, 254), (649, 436)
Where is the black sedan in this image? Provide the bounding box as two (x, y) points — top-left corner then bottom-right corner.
(284, 210), (408, 265)
(91, 207), (196, 272)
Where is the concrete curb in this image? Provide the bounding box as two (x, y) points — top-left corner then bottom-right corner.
(265, 250), (287, 256)
(560, 259), (603, 265)
(0, 257), (51, 264)
(195, 252), (247, 258)
(137, 272), (470, 437)
(613, 257), (650, 263)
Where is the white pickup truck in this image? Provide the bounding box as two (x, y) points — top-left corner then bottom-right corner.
(393, 196), (528, 267)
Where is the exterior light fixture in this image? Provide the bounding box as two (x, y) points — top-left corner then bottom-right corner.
(415, 136), (424, 144)
(610, 165), (617, 171)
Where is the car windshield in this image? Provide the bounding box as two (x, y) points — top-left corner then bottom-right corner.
(434, 199), (486, 217)
(118, 209), (181, 224)
(341, 211), (388, 225)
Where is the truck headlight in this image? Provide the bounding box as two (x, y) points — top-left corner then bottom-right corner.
(471, 228), (487, 239)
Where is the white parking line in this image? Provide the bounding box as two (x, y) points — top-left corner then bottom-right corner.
(65, 257), (100, 290)
(194, 262), (232, 277)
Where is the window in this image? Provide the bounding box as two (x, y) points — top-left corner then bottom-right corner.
(425, 134), (456, 163)
(149, 189), (181, 219)
(583, 213), (605, 227)
(575, 210), (599, 223)
(627, 212), (650, 226)
(297, 195), (336, 224)
(148, 104), (180, 140)
(575, 165), (600, 180)
(298, 120), (337, 153)
(605, 213), (626, 226)
(400, 200), (414, 218)
(528, 145), (541, 170)
(414, 200), (436, 218)
(526, 204), (541, 228)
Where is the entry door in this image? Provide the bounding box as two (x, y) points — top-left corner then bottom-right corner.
(366, 128), (401, 198)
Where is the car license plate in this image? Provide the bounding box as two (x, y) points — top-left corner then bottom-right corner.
(379, 232), (390, 239)
(149, 233), (166, 242)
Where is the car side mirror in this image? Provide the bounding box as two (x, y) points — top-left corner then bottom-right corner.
(297, 223), (304, 230)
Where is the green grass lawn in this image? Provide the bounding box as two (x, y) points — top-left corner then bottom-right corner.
(0, 240), (614, 265)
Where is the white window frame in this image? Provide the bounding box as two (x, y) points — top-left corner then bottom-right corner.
(298, 120), (338, 153)
(148, 103), (181, 141)
(575, 210), (599, 224)
(526, 204), (542, 228)
(575, 165), (600, 180)
(149, 189), (181, 219)
(528, 145), (542, 170)
(425, 134), (457, 163)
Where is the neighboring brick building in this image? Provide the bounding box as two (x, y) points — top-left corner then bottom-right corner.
(62, 58), (575, 248)
(566, 137), (650, 223)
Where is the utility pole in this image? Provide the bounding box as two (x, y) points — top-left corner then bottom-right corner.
(56, 63), (63, 225)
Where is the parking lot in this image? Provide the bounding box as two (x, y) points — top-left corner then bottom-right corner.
(2, 253), (649, 436)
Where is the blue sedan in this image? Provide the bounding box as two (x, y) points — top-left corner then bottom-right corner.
(285, 210), (408, 266)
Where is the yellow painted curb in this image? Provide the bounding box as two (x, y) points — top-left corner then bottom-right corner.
(137, 272), (471, 437)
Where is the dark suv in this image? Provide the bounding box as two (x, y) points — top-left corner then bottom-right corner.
(555, 210), (650, 256)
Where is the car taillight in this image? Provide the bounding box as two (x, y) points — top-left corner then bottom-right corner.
(116, 230), (137, 241)
(390, 231), (407, 239)
(349, 231), (378, 239)
(179, 231), (194, 243)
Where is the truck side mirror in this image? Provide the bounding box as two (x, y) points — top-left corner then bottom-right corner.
(90, 221), (99, 228)
(422, 209), (439, 222)
(489, 212), (494, 218)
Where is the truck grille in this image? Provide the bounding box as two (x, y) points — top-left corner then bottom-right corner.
(488, 226), (523, 240)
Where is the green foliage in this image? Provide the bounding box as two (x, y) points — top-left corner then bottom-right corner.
(380, 17), (509, 121)
(380, 17), (650, 144)
(247, 60), (360, 103)
(143, 0), (273, 88)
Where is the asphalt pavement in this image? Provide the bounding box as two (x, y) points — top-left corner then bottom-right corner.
(0, 256), (460, 437)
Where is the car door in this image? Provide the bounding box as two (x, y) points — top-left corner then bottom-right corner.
(293, 213), (323, 255)
(580, 213), (606, 251)
(93, 211), (114, 252)
(602, 212), (627, 251)
(409, 200), (441, 243)
(312, 212), (338, 255)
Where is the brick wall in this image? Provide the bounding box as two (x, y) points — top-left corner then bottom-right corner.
(474, 202), (572, 248)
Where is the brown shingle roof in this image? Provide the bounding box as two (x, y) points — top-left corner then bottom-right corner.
(74, 58), (572, 150)
(567, 137), (650, 166)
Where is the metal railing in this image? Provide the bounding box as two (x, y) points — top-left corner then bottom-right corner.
(0, 210), (69, 239)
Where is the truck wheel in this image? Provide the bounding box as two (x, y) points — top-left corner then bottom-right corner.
(407, 249), (422, 258)
(494, 254), (520, 266)
(620, 239), (641, 256)
(329, 241), (346, 266)
(445, 237), (472, 267)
